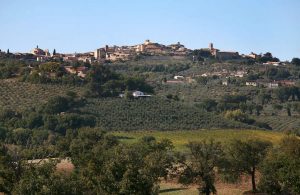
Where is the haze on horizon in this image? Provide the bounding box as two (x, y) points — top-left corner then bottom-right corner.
(0, 0), (299, 61)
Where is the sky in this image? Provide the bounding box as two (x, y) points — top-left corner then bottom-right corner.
(0, 0), (300, 60)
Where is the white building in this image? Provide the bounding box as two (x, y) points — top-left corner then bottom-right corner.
(222, 81), (228, 86)
(268, 82), (279, 89)
(174, 75), (184, 80)
(246, 81), (258, 87)
(132, 91), (151, 98)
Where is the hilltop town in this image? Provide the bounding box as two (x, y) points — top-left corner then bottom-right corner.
(0, 40), (278, 63)
(1, 40), (297, 90)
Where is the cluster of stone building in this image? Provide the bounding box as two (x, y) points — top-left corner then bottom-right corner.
(206, 43), (240, 60)
(1, 41), (280, 64)
(201, 69), (247, 78)
(4, 40), (191, 63)
(199, 43), (263, 61)
(94, 41), (256, 62)
(245, 80), (296, 88)
(29, 46), (95, 63)
(94, 40), (191, 62)
(222, 80), (295, 88)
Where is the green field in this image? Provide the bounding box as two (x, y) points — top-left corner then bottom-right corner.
(112, 129), (285, 152)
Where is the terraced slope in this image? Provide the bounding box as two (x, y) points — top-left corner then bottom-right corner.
(0, 79), (83, 111)
(81, 98), (252, 131)
(256, 116), (300, 131)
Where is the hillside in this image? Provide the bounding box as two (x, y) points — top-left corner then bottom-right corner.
(0, 55), (300, 132)
(80, 98), (253, 131)
(0, 79), (83, 111)
(0, 60), (299, 195)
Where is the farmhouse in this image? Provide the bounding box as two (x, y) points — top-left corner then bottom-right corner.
(174, 75), (184, 80)
(268, 82), (279, 89)
(132, 91), (152, 98)
(222, 80), (228, 86)
(246, 81), (258, 87)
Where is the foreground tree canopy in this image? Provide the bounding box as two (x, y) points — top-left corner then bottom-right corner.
(0, 129), (175, 195)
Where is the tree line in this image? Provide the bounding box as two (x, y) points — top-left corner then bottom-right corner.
(0, 127), (299, 195)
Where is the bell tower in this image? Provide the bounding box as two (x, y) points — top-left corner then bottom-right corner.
(209, 43), (213, 51)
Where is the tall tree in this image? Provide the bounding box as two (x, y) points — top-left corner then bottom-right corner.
(286, 103), (292, 116)
(255, 105), (263, 116)
(53, 49), (56, 56)
(224, 139), (272, 192)
(179, 140), (224, 195)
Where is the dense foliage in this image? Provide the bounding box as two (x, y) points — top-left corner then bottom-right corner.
(259, 136), (300, 194)
(0, 129), (174, 195)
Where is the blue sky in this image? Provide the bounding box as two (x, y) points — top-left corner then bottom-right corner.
(0, 0), (299, 60)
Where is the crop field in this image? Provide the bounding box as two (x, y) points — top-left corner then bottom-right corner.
(111, 129), (285, 152)
(82, 98), (251, 131)
(155, 82), (258, 103)
(255, 115), (300, 131)
(0, 79), (83, 111)
(1, 79), (299, 132)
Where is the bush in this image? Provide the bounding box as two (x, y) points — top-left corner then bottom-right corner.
(42, 96), (70, 114)
(253, 121), (272, 130)
(224, 109), (254, 124)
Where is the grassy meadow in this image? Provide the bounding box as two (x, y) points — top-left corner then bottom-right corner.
(112, 129), (285, 152)
(112, 129), (285, 194)
(159, 180), (251, 195)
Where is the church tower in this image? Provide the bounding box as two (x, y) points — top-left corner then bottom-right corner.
(209, 43), (213, 51)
